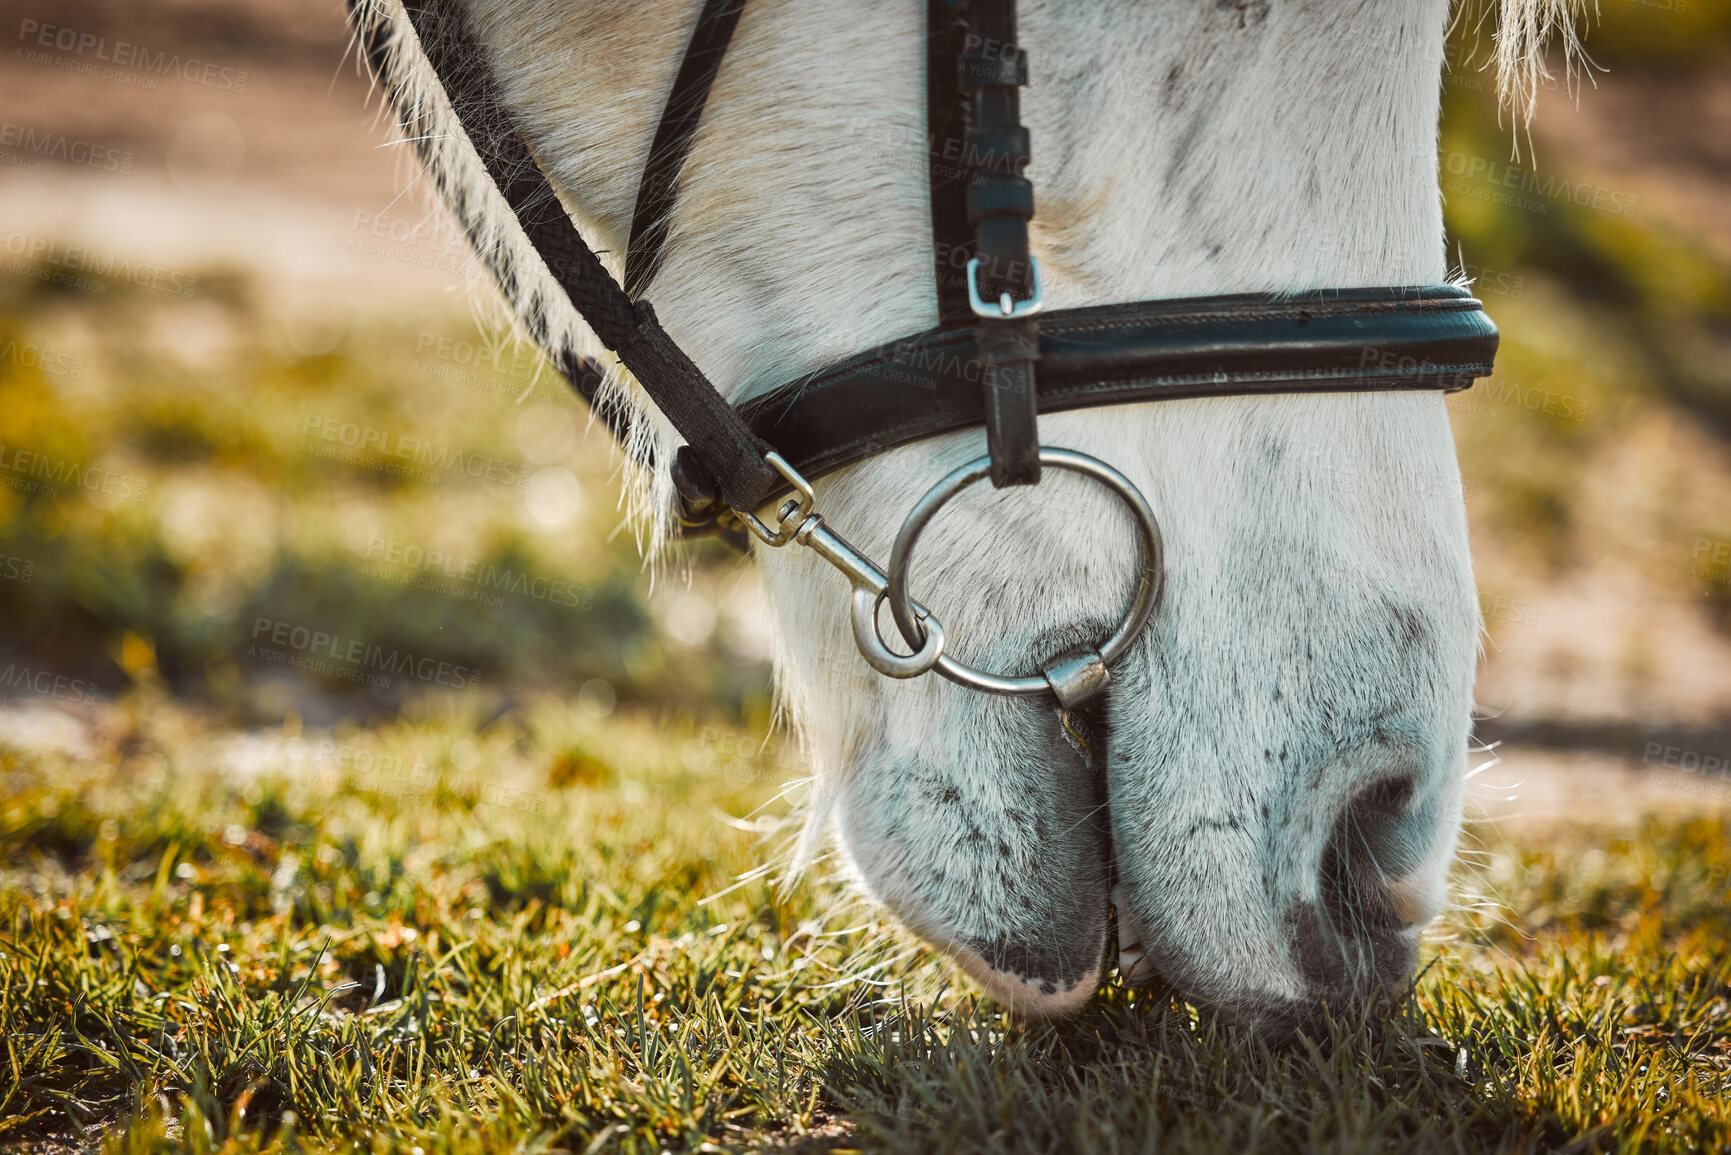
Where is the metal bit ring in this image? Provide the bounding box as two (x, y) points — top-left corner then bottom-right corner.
(885, 448), (1164, 698)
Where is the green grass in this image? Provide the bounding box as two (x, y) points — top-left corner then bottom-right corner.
(1, 693), (1727, 1153)
(2, 13), (1730, 1149)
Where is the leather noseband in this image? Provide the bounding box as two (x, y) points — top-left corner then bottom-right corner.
(740, 286), (1493, 487)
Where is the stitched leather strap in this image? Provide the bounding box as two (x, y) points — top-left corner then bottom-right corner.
(928, 0), (974, 330)
(624, 0), (748, 299)
(736, 286), (1499, 490)
(958, 0), (1041, 487)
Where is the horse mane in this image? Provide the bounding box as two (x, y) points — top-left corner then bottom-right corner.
(344, 0), (674, 544)
(1480, 0), (1594, 129)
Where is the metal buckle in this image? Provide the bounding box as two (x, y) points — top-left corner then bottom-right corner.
(731, 445), (1161, 705)
(966, 255), (1044, 319)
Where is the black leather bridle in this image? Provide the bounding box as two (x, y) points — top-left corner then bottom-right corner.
(350, 0), (1497, 706)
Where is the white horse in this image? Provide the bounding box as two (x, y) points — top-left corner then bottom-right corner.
(354, 0), (1581, 1034)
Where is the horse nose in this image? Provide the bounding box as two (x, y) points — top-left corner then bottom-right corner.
(1113, 767), (1446, 1042)
(1326, 772), (1432, 887)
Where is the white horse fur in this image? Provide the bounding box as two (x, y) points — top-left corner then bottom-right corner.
(349, 0), (1583, 1032)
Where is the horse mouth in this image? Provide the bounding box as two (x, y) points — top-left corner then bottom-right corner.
(1111, 885), (1159, 986)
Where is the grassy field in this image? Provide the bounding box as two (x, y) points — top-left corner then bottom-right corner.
(1, 694), (1728, 1154)
(1, 7), (1729, 1152)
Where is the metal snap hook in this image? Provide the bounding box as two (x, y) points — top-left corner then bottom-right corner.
(737, 452), (815, 547)
(884, 447), (1163, 705)
(850, 587), (945, 679)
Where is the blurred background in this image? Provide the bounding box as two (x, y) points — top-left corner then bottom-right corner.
(0, 0), (1727, 814)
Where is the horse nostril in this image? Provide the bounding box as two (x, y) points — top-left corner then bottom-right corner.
(1294, 772), (1430, 999)
(1323, 772), (1429, 897)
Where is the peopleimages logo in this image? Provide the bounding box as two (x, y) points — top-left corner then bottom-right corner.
(248, 617), (481, 691)
(0, 443), (149, 502)
(1440, 150), (1640, 218)
(300, 414), (533, 488)
(1450, 379), (1591, 423)
(0, 121), (133, 173)
(16, 19), (249, 93)
(1691, 538), (1731, 585)
(0, 336), (85, 379)
(1643, 741), (1728, 777)
(414, 331), (539, 379)
(842, 115), (1031, 184)
(411, 332), (560, 402)
(1479, 592), (1540, 627)
(1641, 741), (1730, 804)
(1479, 380), (1590, 421)
(1456, 262), (1525, 300)
(346, 211), (478, 279)
(364, 537), (595, 610)
(0, 228), (199, 297)
(0, 663), (97, 704)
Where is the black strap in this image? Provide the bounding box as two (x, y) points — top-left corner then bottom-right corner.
(927, 0), (974, 330)
(387, 0), (777, 518)
(955, 0), (1041, 487)
(623, 0), (748, 299)
(738, 286), (1500, 487)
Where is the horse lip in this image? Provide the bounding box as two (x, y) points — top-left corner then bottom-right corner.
(1112, 884), (1162, 985)
(948, 939), (1103, 1018)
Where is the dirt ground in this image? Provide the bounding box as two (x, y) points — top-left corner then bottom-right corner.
(0, 0), (458, 308)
